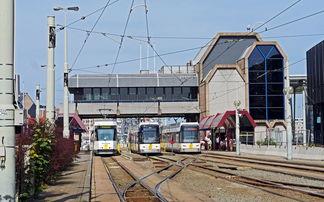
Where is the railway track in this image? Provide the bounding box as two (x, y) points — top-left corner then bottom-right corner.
(157, 154), (324, 201)
(200, 153), (324, 181)
(102, 155), (197, 202)
(101, 157), (160, 202)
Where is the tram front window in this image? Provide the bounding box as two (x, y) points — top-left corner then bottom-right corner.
(141, 126), (159, 143)
(181, 126), (199, 143)
(97, 128), (115, 141)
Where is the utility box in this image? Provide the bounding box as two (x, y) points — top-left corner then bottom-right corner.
(14, 109), (24, 126)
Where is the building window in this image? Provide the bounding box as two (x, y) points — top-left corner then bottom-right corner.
(248, 45), (284, 120)
(101, 88), (109, 100)
(165, 87), (172, 99)
(84, 88), (92, 100)
(93, 88), (100, 100)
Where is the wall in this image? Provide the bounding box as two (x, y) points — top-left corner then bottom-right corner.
(208, 69), (245, 114)
(241, 144), (324, 160)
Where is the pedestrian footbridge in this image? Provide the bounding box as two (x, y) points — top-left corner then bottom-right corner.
(67, 72), (199, 121)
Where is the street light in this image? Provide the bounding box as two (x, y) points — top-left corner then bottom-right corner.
(53, 6), (79, 138)
(283, 86), (293, 160)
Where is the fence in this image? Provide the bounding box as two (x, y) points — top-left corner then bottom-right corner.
(240, 129), (313, 147)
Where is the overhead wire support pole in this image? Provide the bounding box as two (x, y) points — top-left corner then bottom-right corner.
(46, 16), (56, 123)
(63, 9), (70, 138)
(283, 67), (293, 160)
(0, 0), (16, 200)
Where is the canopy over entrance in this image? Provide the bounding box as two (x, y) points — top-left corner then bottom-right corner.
(57, 113), (88, 133)
(199, 110), (256, 130)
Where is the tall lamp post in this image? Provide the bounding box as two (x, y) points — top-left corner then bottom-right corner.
(234, 100), (241, 155)
(53, 6), (79, 138)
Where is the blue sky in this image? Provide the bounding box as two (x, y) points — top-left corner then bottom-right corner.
(16, 0), (324, 116)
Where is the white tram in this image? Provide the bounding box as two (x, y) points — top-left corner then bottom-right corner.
(161, 122), (200, 153)
(92, 120), (119, 155)
(129, 122), (161, 154)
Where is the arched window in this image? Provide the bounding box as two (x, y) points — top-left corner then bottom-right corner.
(248, 45), (284, 120)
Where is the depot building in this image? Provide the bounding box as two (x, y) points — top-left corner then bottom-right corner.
(193, 33), (288, 146)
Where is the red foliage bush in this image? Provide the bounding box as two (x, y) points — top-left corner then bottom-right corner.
(50, 124), (75, 174)
(16, 117), (76, 198)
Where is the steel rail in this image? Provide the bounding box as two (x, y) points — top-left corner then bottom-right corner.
(101, 158), (126, 202)
(192, 164), (324, 199)
(160, 155), (324, 199)
(203, 154), (324, 172)
(189, 166), (305, 202)
(111, 157), (163, 201)
(154, 156), (199, 201)
(201, 155), (324, 181)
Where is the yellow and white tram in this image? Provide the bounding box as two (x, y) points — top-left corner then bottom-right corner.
(92, 120), (119, 155)
(161, 122), (200, 153)
(129, 122), (161, 154)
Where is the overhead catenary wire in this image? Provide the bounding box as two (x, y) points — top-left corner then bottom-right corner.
(70, 0), (113, 70)
(253, 0), (302, 32)
(256, 58), (306, 79)
(107, 0), (135, 87)
(259, 9), (324, 34)
(56, 0), (121, 32)
(72, 7), (320, 74)
(71, 39), (225, 71)
(69, 3), (321, 87)
(67, 25), (324, 41)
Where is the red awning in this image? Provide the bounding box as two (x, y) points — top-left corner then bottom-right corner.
(199, 110), (256, 130)
(57, 113), (88, 132)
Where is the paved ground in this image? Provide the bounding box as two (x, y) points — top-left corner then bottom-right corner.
(91, 156), (119, 202)
(36, 151), (92, 202)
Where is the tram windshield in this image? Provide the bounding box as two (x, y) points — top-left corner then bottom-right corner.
(140, 125), (159, 143)
(96, 128), (116, 141)
(181, 125), (199, 143)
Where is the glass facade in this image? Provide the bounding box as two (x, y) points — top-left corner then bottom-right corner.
(70, 86), (198, 102)
(248, 45), (284, 120)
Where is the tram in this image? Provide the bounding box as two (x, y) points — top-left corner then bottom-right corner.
(161, 122), (200, 153)
(129, 122), (161, 154)
(92, 120), (119, 155)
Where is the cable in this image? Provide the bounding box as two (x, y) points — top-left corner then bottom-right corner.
(70, 0), (113, 70)
(253, 0), (302, 32)
(71, 41), (219, 71)
(144, 0), (150, 43)
(108, 0), (135, 87)
(259, 9), (324, 34)
(56, 0), (121, 32)
(67, 25), (324, 40)
(256, 58), (306, 79)
(263, 33), (324, 39)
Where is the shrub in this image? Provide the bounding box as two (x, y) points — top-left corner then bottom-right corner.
(16, 118), (75, 200)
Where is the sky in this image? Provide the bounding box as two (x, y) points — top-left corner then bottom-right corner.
(15, 0), (324, 117)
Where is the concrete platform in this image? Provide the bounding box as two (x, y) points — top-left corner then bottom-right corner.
(36, 151), (92, 202)
(203, 150), (324, 166)
(91, 156), (120, 202)
(239, 144), (324, 161)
